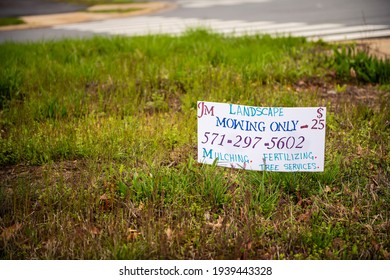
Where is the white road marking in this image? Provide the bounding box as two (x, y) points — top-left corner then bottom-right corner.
(177, 0), (271, 8)
(54, 16), (390, 41)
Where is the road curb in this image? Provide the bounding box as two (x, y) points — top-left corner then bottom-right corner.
(338, 38), (390, 60)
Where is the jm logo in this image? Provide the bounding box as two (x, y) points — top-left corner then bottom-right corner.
(198, 102), (215, 118)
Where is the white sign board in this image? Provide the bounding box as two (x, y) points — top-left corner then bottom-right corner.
(197, 101), (326, 172)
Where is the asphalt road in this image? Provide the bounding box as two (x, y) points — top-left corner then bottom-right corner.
(163, 0), (390, 26)
(0, 0), (87, 17)
(0, 0), (389, 43)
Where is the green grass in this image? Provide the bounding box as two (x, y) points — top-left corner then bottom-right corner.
(332, 45), (390, 84)
(0, 31), (389, 260)
(0, 18), (25, 27)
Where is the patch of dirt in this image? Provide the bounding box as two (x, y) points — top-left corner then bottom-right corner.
(293, 77), (390, 109)
(0, 160), (87, 188)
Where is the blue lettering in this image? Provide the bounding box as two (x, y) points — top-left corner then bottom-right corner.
(269, 120), (299, 132)
(203, 148), (213, 159)
(216, 117), (265, 132)
(216, 116), (226, 127)
(229, 105), (284, 117)
(229, 104), (236, 115)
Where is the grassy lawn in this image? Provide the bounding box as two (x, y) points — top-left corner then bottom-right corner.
(0, 31), (389, 259)
(0, 18), (25, 27)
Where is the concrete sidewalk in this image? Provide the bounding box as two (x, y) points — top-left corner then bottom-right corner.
(353, 39), (390, 60)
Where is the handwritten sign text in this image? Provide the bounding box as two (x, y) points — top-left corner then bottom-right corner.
(197, 101), (326, 172)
